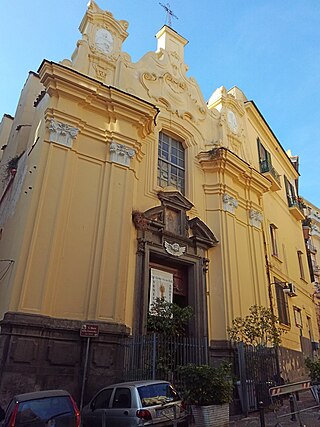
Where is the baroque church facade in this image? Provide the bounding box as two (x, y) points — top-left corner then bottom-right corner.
(0, 1), (318, 402)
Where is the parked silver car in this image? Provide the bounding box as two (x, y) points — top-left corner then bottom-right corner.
(81, 380), (188, 427)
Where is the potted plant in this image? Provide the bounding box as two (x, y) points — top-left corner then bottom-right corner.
(305, 357), (320, 402)
(179, 362), (233, 427)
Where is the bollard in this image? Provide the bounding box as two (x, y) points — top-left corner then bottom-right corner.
(289, 394), (297, 421)
(258, 401), (265, 427)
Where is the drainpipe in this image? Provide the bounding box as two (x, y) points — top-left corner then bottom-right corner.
(262, 228), (281, 383)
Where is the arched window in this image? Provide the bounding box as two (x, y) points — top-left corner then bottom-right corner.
(158, 132), (185, 194)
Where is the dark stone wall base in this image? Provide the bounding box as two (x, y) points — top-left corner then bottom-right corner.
(0, 312), (130, 407)
(279, 346), (310, 383)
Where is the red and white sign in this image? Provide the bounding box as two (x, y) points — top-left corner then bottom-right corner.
(80, 323), (99, 337)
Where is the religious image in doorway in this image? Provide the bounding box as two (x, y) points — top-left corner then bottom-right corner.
(149, 268), (173, 311)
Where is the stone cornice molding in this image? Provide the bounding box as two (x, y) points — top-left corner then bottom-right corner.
(38, 61), (159, 141)
(197, 148), (271, 196)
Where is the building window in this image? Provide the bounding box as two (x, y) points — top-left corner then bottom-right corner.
(297, 250), (305, 280)
(284, 176), (297, 207)
(257, 138), (271, 173)
(293, 306), (303, 328)
(307, 316), (313, 341)
(158, 132), (185, 194)
(275, 282), (290, 325)
(270, 224), (279, 257)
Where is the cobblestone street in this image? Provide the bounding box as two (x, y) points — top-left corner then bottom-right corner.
(229, 395), (320, 426)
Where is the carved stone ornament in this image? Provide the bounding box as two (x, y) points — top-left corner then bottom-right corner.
(49, 119), (79, 148)
(249, 209), (263, 228)
(92, 62), (109, 81)
(140, 71), (206, 124)
(164, 241), (186, 257)
(109, 142), (135, 167)
(95, 27), (114, 55)
(223, 193), (238, 214)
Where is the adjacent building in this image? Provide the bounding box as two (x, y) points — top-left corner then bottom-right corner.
(0, 1), (318, 403)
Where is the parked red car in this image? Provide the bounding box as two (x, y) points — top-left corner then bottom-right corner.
(0, 390), (80, 427)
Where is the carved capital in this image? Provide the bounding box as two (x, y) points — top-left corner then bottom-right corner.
(249, 209), (263, 228)
(137, 238), (146, 254)
(109, 142), (135, 167)
(223, 193), (238, 214)
(48, 119), (79, 148)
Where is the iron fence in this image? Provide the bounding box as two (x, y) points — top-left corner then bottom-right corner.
(237, 343), (279, 415)
(122, 333), (208, 390)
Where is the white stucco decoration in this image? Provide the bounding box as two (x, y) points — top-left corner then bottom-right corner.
(223, 193), (238, 214)
(249, 209), (263, 228)
(109, 142), (135, 167)
(49, 120), (79, 148)
(164, 241), (186, 257)
(95, 28), (114, 54)
(227, 109), (238, 134)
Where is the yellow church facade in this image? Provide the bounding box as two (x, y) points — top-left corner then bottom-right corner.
(0, 1), (318, 402)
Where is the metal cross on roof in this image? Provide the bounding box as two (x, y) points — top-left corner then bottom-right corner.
(159, 2), (178, 28)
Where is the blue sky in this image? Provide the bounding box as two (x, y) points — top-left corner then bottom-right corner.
(1, 0), (319, 206)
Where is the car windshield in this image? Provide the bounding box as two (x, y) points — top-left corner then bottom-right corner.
(15, 396), (74, 426)
(138, 383), (180, 407)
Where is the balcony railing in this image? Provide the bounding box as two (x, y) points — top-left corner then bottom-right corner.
(287, 196), (305, 221)
(259, 160), (281, 191)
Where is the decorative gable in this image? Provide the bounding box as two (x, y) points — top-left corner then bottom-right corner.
(133, 190), (218, 250)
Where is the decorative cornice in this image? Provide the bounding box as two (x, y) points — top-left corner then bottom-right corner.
(48, 119), (79, 148)
(223, 193), (238, 214)
(109, 142), (135, 167)
(249, 209), (263, 228)
(197, 148), (271, 196)
(38, 61), (159, 141)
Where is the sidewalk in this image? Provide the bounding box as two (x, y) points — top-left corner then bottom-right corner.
(229, 396), (320, 426)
